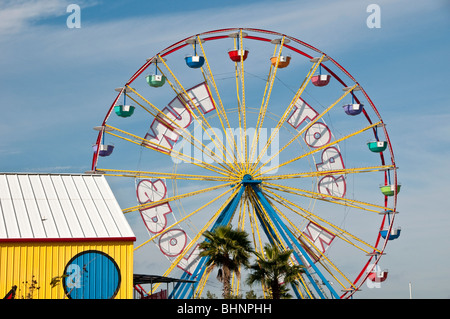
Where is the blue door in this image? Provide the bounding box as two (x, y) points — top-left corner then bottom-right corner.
(63, 250), (121, 299)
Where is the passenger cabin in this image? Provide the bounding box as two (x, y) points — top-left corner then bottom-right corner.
(146, 74), (166, 87)
(185, 38), (205, 68)
(185, 55), (204, 68)
(269, 38), (291, 68)
(311, 74), (331, 87)
(343, 103), (363, 116)
(380, 184), (401, 196)
(227, 31), (249, 63)
(310, 56), (331, 87)
(93, 126), (114, 157)
(228, 49), (249, 62)
(94, 144), (114, 157)
(270, 55), (291, 68)
(146, 57), (166, 87)
(368, 269), (388, 282)
(114, 104), (135, 117)
(114, 87), (135, 117)
(380, 227), (401, 240)
(367, 140), (387, 153)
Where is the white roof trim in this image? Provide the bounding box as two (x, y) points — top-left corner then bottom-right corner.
(0, 173), (135, 241)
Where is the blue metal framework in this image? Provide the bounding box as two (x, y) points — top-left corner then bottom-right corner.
(170, 185), (246, 299)
(170, 175), (339, 299)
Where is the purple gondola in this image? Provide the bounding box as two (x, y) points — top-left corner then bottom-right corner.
(343, 103), (363, 115)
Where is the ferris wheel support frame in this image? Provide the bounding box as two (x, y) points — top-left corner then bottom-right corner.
(173, 184), (246, 299)
(251, 183), (340, 299)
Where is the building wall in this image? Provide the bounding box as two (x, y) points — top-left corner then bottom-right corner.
(0, 240), (134, 299)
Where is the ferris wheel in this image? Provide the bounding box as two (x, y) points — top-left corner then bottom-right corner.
(91, 28), (400, 299)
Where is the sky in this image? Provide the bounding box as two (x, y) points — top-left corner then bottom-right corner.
(0, 0), (449, 299)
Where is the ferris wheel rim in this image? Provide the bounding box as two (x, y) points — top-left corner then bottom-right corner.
(92, 27), (396, 167)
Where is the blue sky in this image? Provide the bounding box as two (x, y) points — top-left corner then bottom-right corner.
(1, 0), (449, 299)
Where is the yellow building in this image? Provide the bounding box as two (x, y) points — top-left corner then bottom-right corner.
(0, 173), (135, 299)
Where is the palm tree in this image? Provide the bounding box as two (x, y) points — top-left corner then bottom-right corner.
(246, 243), (305, 299)
(199, 225), (253, 298)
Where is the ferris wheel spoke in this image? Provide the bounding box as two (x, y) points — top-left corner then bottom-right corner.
(263, 187), (378, 258)
(126, 85), (238, 177)
(261, 186), (381, 255)
(246, 187), (315, 298)
(263, 181), (390, 214)
(156, 56), (239, 175)
(246, 187), (286, 248)
(248, 190), (316, 299)
(235, 29), (248, 171)
(248, 185), (334, 299)
(261, 191), (355, 291)
(226, 31), (249, 172)
(231, 189), (250, 296)
(94, 168), (233, 182)
(256, 84), (358, 173)
(260, 164), (396, 182)
(249, 37), (287, 167)
(257, 121), (382, 176)
(133, 184), (239, 251)
(248, 187), (308, 265)
(258, 200), (381, 294)
(125, 91), (159, 118)
(123, 181), (235, 214)
(197, 36), (244, 171)
(103, 124), (233, 177)
(250, 55), (326, 175)
(156, 185), (243, 291)
(245, 188), (264, 253)
(122, 86), (231, 172)
(256, 194), (336, 299)
(315, 258), (356, 292)
(193, 267), (213, 298)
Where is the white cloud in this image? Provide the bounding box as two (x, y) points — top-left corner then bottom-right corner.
(0, 0), (440, 69)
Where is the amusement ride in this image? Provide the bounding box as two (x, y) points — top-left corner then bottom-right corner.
(91, 28), (400, 299)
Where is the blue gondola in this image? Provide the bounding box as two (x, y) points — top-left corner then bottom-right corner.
(185, 55), (205, 68)
(185, 38), (205, 68)
(380, 227), (401, 240)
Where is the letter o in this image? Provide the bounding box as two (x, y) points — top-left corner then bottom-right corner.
(304, 122), (331, 148)
(159, 229), (187, 257)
